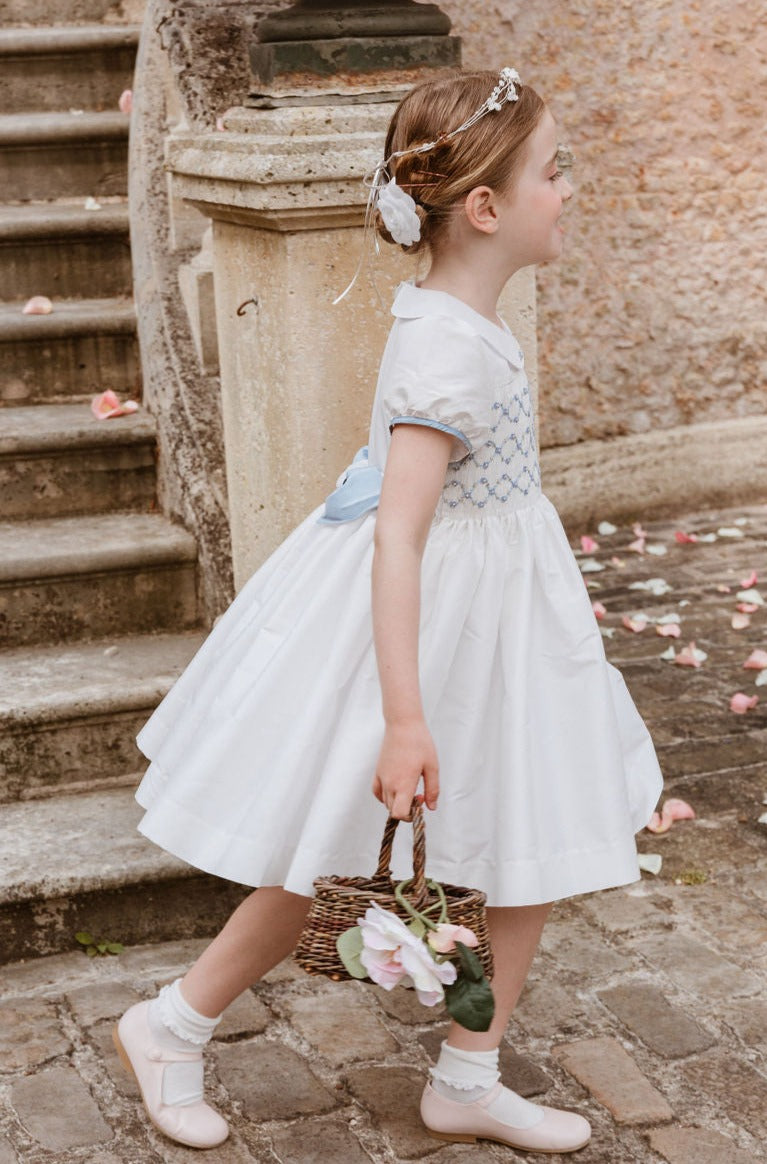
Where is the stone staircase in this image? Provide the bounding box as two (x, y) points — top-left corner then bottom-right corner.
(0, 5), (243, 964)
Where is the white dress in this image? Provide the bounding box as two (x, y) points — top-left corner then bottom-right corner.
(135, 282), (663, 907)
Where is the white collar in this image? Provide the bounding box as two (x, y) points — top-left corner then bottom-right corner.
(391, 281), (524, 369)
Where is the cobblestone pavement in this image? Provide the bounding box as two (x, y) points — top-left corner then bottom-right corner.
(1, 504), (766, 1164)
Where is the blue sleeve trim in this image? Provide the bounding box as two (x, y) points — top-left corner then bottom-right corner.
(389, 415), (472, 454)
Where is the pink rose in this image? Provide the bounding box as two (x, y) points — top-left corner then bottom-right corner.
(427, 923), (479, 954)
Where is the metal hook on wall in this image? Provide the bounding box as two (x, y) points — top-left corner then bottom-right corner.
(236, 297), (259, 317)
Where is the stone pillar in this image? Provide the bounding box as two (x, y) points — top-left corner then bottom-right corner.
(166, 3), (537, 589)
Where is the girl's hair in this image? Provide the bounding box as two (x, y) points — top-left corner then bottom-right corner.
(378, 70), (546, 255)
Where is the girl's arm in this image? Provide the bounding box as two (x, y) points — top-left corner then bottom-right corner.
(371, 423), (454, 820)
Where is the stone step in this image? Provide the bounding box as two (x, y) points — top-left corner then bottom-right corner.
(0, 297), (139, 405)
(0, 202), (132, 301)
(0, 512), (199, 647)
(0, 0), (137, 26)
(0, 630), (204, 802)
(0, 25), (140, 113)
(0, 111), (129, 201)
(0, 403), (156, 520)
(0, 786), (244, 963)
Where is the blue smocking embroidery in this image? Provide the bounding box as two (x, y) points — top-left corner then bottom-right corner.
(442, 392), (541, 511)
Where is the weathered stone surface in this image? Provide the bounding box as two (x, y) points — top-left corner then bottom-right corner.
(214, 988), (272, 1040)
(284, 988), (398, 1066)
(514, 978), (595, 1039)
(597, 983), (715, 1058)
(679, 1050), (767, 1140)
(633, 933), (762, 998)
(66, 981), (142, 1027)
(720, 998), (767, 1049)
(581, 887), (673, 933)
(268, 1117), (371, 1164)
(90, 1018), (141, 1098)
(10, 1065), (112, 1150)
(648, 1124), (754, 1164)
(554, 1037), (673, 1125)
(216, 1041), (337, 1120)
(0, 997), (71, 1070)
(345, 1066), (438, 1159)
(0, 1138), (16, 1164)
(373, 983), (446, 1025)
(539, 918), (632, 979)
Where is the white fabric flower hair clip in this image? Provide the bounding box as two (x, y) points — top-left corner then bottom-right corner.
(376, 178), (421, 247)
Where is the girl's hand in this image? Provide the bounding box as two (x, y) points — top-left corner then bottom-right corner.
(372, 719), (439, 820)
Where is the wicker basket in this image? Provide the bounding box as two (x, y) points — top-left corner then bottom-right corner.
(294, 799), (494, 981)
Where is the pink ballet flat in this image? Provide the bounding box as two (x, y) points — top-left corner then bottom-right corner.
(113, 1001), (229, 1149)
(420, 1082), (591, 1154)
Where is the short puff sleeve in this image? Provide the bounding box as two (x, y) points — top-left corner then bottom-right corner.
(382, 316), (491, 464)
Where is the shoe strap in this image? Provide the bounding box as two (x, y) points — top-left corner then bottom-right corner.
(475, 1081), (505, 1109)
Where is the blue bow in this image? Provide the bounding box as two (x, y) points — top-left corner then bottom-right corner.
(318, 446), (383, 525)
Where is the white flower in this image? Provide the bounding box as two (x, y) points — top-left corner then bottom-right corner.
(377, 179), (421, 247)
(357, 902), (457, 1005)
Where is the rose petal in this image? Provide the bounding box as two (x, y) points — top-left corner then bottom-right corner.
(737, 603), (760, 614)
(600, 626), (616, 638)
(84, 196), (101, 210)
(610, 555), (626, 567)
(718, 527), (744, 538)
(697, 533), (717, 543)
(637, 853), (663, 875)
(740, 570), (758, 589)
(22, 295), (53, 315)
(755, 670), (767, 687)
(675, 530), (698, 544)
(646, 543), (668, 556)
(743, 649), (767, 671)
(118, 89), (133, 114)
(622, 614), (649, 633)
(730, 692), (759, 714)
(656, 623), (681, 637)
(579, 558), (605, 573)
(91, 390), (139, 420)
(630, 578), (672, 596)
(737, 588), (764, 606)
(660, 645), (676, 661)
(716, 584), (732, 593)
(646, 797), (696, 834)
(598, 521), (617, 535)
(675, 641), (707, 668)
(592, 600), (607, 620)
(732, 612), (751, 630)
(580, 535), (599, 553)
(628, 536), (646, 554)
(632, 522), (647, 538)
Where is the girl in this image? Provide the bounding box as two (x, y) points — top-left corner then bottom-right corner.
(115, 67), (663, 1154)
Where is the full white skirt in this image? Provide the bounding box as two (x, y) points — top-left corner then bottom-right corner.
(136, 494), (663, 906)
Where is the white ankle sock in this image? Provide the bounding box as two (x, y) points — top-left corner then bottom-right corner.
(430, 1041), (543, 1130)
(146, 979), (222, 1107)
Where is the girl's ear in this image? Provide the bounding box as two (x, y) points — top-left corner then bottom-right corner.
(464, 185), (499, 235)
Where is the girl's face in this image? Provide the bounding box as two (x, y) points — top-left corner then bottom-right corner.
(496, 108), (572, 269)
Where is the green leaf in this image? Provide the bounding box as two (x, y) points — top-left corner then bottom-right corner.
(86, 946), (98, 958)
(75, 931), (94, 946)
(336, 926), (368, 979)
(408, 917), (426, 940)
(453, 941), (485, 983)
(444, 973), (495, 1032)
(106, 942), (124, 955)
(96, 943), (108, 954)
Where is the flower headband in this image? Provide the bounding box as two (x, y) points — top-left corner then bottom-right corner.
(334, 67), (522, 303)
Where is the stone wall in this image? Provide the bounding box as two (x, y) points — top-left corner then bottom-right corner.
(453, 0), (767, 449)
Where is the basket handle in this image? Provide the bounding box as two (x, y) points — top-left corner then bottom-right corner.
(373, 797), (428, 907)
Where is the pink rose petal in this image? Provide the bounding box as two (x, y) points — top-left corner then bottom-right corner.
(118, 89), (132, 114)
(740, 569), (758, 589)
(656, 623), (681, 638)
(743, 649), (767, 671)
(731, 612), (751, 630)
(91, 390), (139, 420)
(737, 602), (759, 614)
(22, 295), (53, 315)
(592, 600), (607, 620)
(632, 522), (647, 538)
(675, 641), (706, 668)
(622, 614), (649, 633)
(610, 556), (626, 568)
(580, 535), (599, 553)
(674, 530), (698, 544)
(628, 537), (646, 554)
(716, 584), (732, 593)
(646, 797), (696, 834)
(730, 692), (759, 714)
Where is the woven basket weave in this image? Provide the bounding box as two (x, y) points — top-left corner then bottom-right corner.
(294, 800), (494, 981)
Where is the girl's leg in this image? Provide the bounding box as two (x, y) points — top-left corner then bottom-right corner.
(181, 887), (312, 1016)
(447, 902), (552, 1051)
(115, 887), (311, 1150)
(422, 901), (592, 1154)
